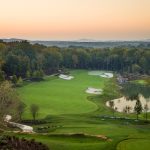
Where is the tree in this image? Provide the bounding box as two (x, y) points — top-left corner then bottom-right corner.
(0, 81), (20, 125)
(143, 103), (149, 121)
(0, 40), (150, 78)
(39, 69), (45, 78)
(43, 47), (62, 73)
(109, 101), (115, 117)
(17, 102), (26, 121)
(32, 70), (44, 79)
(123, 106), (132, 117)
(134, 99), (143, 120)
(32, 71), (38, 78)
(30, 104), (39, 121)
(26, 70), (31, 79)
(12, 75), (18, 85)
(126, 106), (132, 114)
(0, 70), (5, 82)
(72, 54), (78, 68)
(132, 64), (141, 73)
(127, 106), (132, 113)
(17, 76), (23, 87)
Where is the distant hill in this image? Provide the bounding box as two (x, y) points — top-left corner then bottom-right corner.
(30, 40), (150, 48)
(1, 38), (150, 48)
(2, 38), (24, 42)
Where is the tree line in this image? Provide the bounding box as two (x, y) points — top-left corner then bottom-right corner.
(0, 40), (150, 82)
(0, 81), (39, 127)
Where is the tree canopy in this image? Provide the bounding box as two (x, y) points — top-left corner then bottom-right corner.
(0, 40), (149, 79)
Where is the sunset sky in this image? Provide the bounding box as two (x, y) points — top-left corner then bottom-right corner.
(0, 0), (150, 40)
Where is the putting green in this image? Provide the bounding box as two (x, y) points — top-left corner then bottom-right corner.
(117, 139), (150, 150)
(18, 70), (109, 118)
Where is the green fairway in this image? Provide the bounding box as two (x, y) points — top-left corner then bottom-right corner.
(18, 70), (109, 118)
(15, 70), (150, 150)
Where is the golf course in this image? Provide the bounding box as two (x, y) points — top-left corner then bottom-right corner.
(18, 70), (109, 118)
(11, 70), (150, 150)
(1, 1), (150, 149)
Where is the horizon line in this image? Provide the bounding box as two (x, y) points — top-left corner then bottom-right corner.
(1, 37), (150, 42)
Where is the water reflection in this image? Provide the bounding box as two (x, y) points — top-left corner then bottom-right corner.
(122, 83), (150, 100)
(106, 83), (150, 113)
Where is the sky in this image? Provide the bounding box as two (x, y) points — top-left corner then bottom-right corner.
(0, 0), (150, 40)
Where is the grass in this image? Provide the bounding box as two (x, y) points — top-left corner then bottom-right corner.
(132, 77), (150, 86)
(4, 133), (110, 150)
(117, 139), (150, 150)
(18, 70), (109, 118)
(6, 70), (150, 150)
(132, 79), (147, 85)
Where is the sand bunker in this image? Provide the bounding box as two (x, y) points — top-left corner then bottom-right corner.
(5, 115), (33, 133)
(106, 95), (150, 113)
(100, 73), (113, 78)
(59, 74), (74, 80)
(86, 87), (103, 94)
(88, 71), (113, 78)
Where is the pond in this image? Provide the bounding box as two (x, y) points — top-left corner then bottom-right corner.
(106, 82), (150, 113)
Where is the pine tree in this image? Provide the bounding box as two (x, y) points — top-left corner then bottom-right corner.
(12, 75), (18, 85)
(17, 102), (26, 121)
(30, 104), (39, 121)
(26, 70), (31, 79)
(144, 103), (149, 122)
(0, 70), (5, 82)
(134, 99), (143, 120)
(39, 69), (44, 78)
(17, 76), (23, 86)
(109, 101), (115, 117)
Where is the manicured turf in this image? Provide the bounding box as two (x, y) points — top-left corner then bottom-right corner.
(15, 70), (150, 150)
(18, 70), (109, 118)
(117, 139), (150, 150)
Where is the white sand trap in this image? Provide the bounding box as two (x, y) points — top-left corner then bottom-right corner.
(5, 115), (33, 133)
(59, 74), (74, 80)
(86, 87), (103, 94)
(106, 95), (150, 113)
(88, 71), (113, 78)
(100, 73), (113, 78)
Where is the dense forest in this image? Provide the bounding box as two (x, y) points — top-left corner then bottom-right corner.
(0, 40), (150, 82)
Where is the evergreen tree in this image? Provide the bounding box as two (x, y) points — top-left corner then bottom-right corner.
(12, 75), (18, 85)
(0, 70), (5, 82)
(17, 102), (26, 121)
(134, 98), (143, 120)
(17, 76), (23, 87)
(144, 103), (149, 122)
(39, 69), (44, 78)
(109, 101), (115, 117)
(30, 104), (39, 121)
(26, 70), (31, 79)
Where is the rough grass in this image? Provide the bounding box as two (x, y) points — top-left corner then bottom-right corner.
(132, 79), (147, 85)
